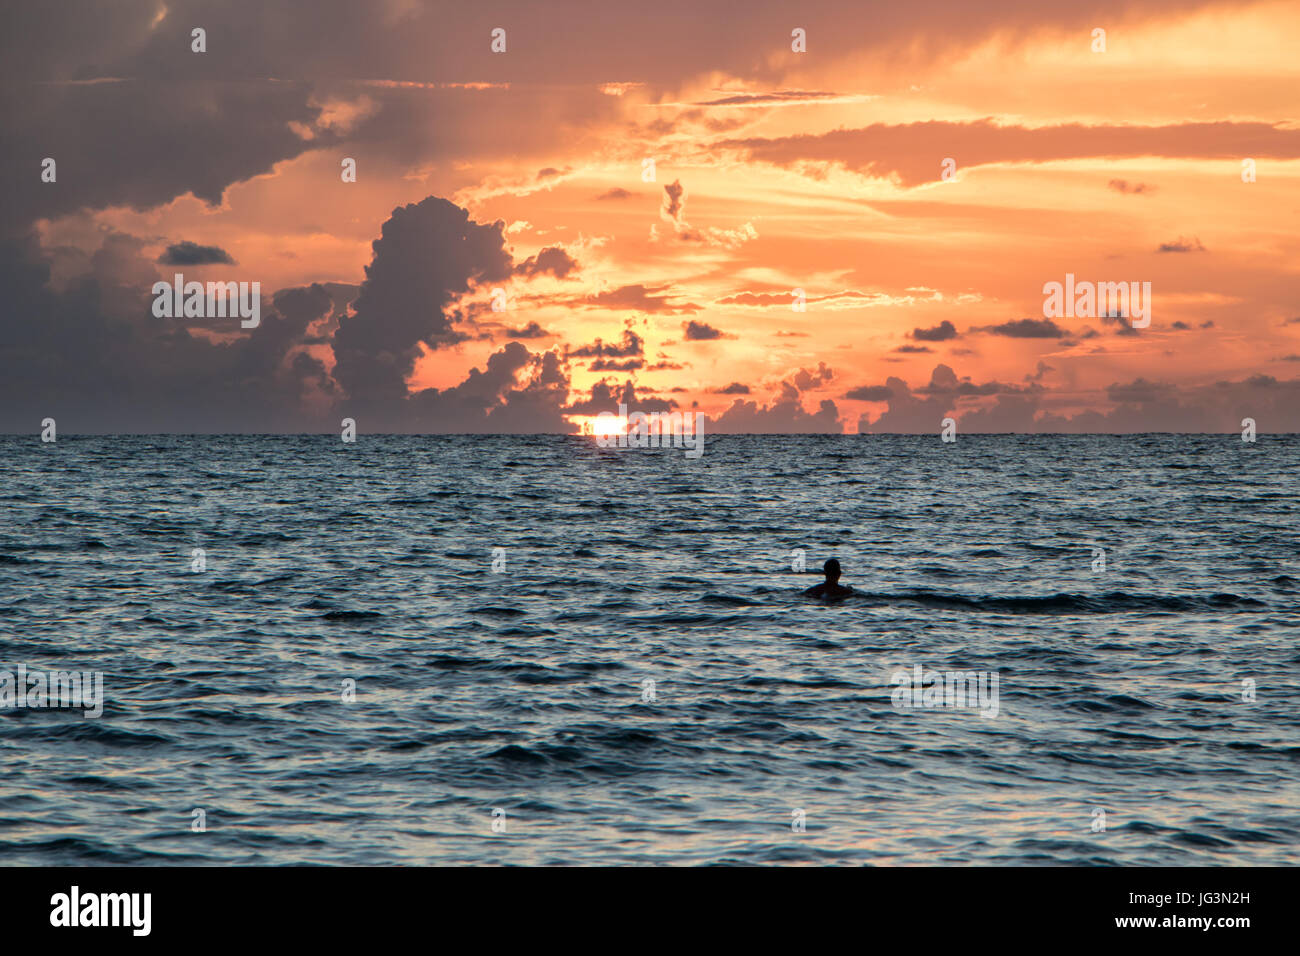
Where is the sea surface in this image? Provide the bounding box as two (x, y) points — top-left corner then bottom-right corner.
(0, 433), (1297, 865)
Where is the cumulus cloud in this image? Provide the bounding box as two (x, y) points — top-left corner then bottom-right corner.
(712, 384), (841, 433)
(851, 364), (1300, 433)
(566, 379), (674, 416)
(792, 362), (835, 391)
(0, 192), (588, 432)
(332, 196), (513, 414)
(407, 341), (573, 433)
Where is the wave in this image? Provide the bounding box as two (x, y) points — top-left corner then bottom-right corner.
(839, 589), (1267, 614)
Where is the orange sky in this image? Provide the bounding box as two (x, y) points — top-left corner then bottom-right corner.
(18, 0), (1300, 432)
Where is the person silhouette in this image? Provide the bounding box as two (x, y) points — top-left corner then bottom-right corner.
(802, 558), (854, 600)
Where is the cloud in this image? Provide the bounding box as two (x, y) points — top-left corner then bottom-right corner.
(683, 320), (727, 340)
(331, 196), (513, 413)
(1107, 378), (1175, 403)
(0, 228), (344, 431)
(654, 179), (756, 247)
(407, 342), (574, 433)
(566, 379), (674, 416)
(502, 321), (552, 339)
(1025, 361), (1054, 383)
(568, 329), (644, 359)
(514, 245), (579, 278)
(716, 288), (907, 309)
(712, 389), (841, 433)
(713, 382), (751, 394)
(911, 320), (958, 341)
(1156, 236), (1206, 253)
(583, 284), (700, 314)
(692, 89), (847, 107)
(662, 180), (687, 224)
(851, 364), (1300, 433)
(157, 241), (237, 266)
(1108, 179), (1155, 194)
(595, 188), (634, 201)
(792, 362), (834, 391)
(980, 318), (1067, 338)
(588, 357), (644, 371)
(722, 120), (1300, 187)
(845, 385), (894, 401)
(858, 364), (1038, 432)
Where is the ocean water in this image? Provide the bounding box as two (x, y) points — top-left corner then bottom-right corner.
(0, 433), (1297, 865)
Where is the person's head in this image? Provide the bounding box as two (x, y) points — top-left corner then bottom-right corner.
(824, 558), (841, 583)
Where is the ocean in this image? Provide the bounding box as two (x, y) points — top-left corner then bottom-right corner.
(1, 433), (1297, 865)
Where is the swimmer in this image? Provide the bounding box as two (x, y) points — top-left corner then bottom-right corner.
(802, 558), (854, 600)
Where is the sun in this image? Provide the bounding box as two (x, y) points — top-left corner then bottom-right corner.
(576, 415), (627, 437)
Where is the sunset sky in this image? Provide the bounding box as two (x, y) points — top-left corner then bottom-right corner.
(3, 0), (1299, 432)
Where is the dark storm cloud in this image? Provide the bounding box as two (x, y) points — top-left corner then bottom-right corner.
(2, 0), (335, 236)
(0, 228), (340, 431)
(3, 1), (1256, 239)
(157, 241), (236, 265)
(0, 184), (576, 432)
